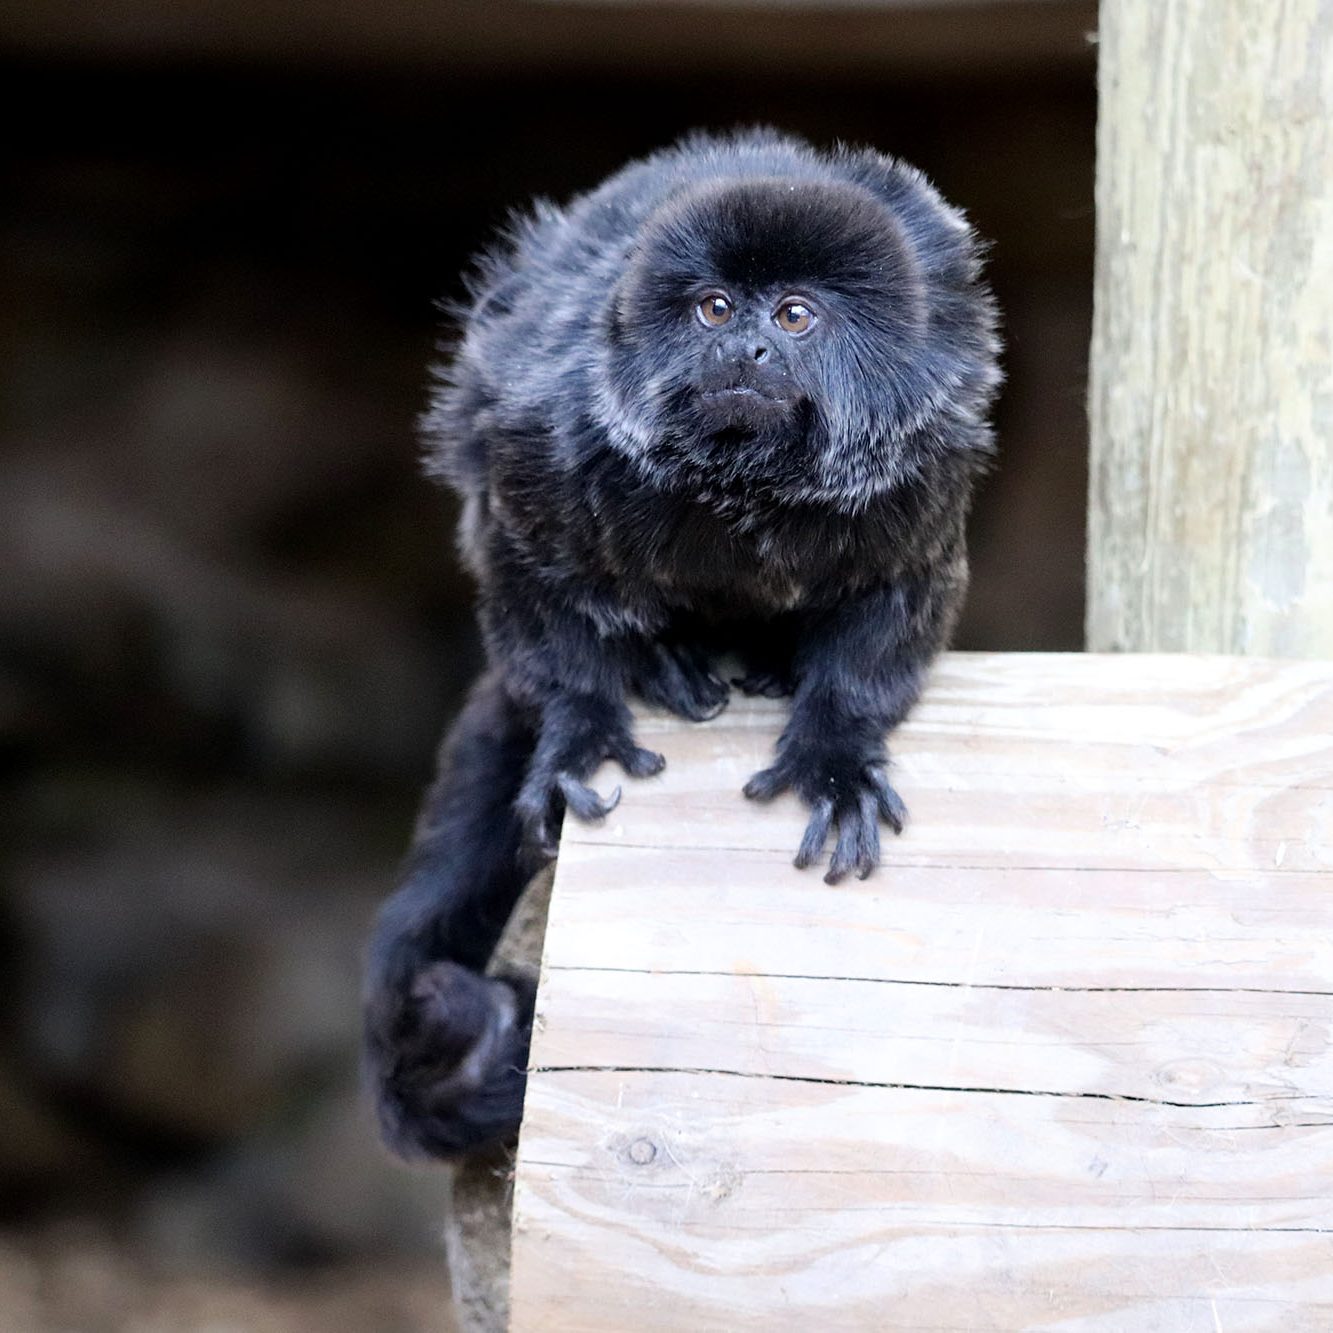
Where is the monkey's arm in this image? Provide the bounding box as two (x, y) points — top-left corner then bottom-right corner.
(743, 569), (959, 882)
(480, 570), (668, 856)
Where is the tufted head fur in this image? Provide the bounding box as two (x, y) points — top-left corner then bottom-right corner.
(588, 149), (998, 511)
(428, 128), (1000, 520)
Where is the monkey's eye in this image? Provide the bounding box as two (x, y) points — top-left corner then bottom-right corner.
(774, 301), (815, 335)
(696, 293), (733, 327)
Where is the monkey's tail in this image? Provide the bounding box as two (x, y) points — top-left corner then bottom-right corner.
(363, 669), (539, 1159)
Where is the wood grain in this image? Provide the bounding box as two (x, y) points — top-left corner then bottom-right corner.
(1087, 1), (1333, 657)
(510, 652), (1333, 1330)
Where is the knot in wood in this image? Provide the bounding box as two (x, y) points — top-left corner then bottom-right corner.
(1154, 1057), (1224, 1095)
(626, 1136), (657, 1166)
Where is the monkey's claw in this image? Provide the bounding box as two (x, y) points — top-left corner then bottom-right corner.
(864, 763), (906, 834)
(557, 772), (621, 821)
(517, 771), (625, 855)
(742, 764), (789, 802)
(614, 741), (667, 778)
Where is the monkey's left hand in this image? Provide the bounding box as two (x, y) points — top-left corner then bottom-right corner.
(744, 738), (906, 884)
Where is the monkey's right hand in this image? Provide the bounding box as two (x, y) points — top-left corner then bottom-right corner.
(365, 960), (535, 1159)
(744, 742), (907, 884)
(515, 692), (665, 856)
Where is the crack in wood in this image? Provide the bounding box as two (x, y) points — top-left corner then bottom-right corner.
(546, 964), (1333, 997)
(527, 1063), (1300, 1109)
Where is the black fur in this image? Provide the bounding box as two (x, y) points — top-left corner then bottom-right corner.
(365, 129), (1001, 1159)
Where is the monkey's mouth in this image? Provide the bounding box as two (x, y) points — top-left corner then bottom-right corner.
(697, 385), (796, 432)
(700, 385), (787, 405)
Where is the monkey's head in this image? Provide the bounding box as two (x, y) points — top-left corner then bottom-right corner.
(597, 166), (998, 510)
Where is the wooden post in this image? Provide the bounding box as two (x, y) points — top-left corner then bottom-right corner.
(1087, 0), (1333, 656)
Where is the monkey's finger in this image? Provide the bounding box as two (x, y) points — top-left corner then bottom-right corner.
(743, 765), (790, 802)
(854, 789), (882, 880)
(825, 791), (883, 884)
(824, 814), (860, 884)
(689, 660), (731, 712)
(613, 742), (666, 778)
(794, 796), (835, 869)
(514, 780), (563, 858)
(687, 679), (730, 722)
(533, 814), (561, 858)
(865, 765), (907, 834)
(557, 773), (622, 822)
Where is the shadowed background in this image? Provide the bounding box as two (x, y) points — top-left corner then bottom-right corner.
(1, 2), (1094, 1326)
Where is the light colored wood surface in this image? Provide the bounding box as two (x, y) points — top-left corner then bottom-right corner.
(510, 652), (1333, 1331)
(1087, 1), (1333, 657)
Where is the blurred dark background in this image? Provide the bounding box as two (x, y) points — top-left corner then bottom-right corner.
(1, 2), (1095, 1327)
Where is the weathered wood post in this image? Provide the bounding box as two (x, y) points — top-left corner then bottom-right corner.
(1087, 0), (1333, 656)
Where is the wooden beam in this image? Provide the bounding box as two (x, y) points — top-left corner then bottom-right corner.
(0, 0), (1097, 76)
(1087, 1), (1333, 656)
(510, 652), (1333, 1329)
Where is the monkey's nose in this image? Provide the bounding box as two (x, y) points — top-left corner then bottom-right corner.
(753, 345), (769, 363)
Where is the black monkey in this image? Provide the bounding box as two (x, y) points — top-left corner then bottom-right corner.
(365, 129), (1001, 1159)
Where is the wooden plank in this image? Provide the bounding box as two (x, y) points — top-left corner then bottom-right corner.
(510, 652), (1333, 1330)
(0, 0), (1098, 76)
(1087, 1), (1333, 657)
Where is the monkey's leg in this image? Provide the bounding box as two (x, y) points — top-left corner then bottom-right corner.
(363, 669), (540, 1159)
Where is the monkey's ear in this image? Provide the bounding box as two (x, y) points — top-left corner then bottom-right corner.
(610, 266), (633, 322)
(603, 259), (646, 345)
(603, 277), (631, 343)
(840, 149), (982, 270)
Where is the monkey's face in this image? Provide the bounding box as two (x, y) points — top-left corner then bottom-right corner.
(689, 286), (813, 432)
(599, 176), (960, 508)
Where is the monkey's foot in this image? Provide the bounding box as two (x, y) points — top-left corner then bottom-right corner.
(636, 641), (730, 722)
(516, 698), (664, 856)
(365, 962), (535, 1159)
(732, 668), (792, 699)
(744, 754), (906, 884)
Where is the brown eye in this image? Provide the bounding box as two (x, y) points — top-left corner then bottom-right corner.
(697, 293), (733, 327)
(775, 301), (814, 335)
